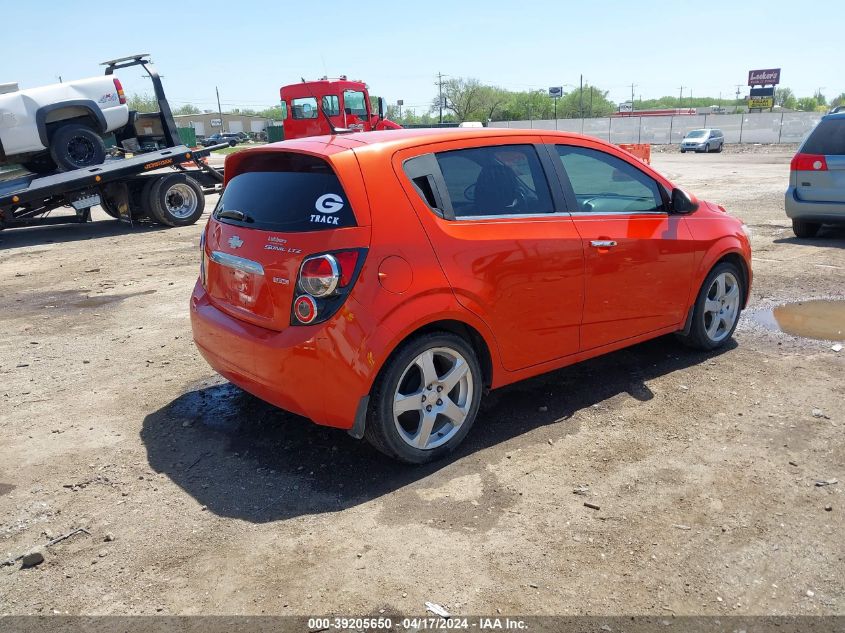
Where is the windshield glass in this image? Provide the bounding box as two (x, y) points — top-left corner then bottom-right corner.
(685, 130), (707, 139)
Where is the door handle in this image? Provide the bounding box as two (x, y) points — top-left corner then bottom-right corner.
(590, 240), (617, 248)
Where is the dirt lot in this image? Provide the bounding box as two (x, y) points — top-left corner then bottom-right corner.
(1, 147), (843, 617)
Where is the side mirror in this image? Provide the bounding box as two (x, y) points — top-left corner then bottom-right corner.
(377, 96), (385, 120)
(671, 187), (699, 214)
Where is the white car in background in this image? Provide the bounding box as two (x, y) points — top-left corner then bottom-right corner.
(0, 76), (130, 173)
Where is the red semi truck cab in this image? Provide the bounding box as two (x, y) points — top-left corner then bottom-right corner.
(279, 77), (401, 140)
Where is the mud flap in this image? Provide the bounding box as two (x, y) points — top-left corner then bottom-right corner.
(347, 394), (369, 439)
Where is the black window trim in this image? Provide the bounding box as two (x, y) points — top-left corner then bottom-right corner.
(545, 142), (670, 216)
(403, 142), (568, 222)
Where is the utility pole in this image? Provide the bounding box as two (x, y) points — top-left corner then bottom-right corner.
(216, 86), (224, 133)
(735, 84), (742, 113)
(630, 82), (636, 109)
(589, 86), (593, 118)
(579, 74), (583, 119)
(678, 86), (685, 108)
(436, 72), (446, 125)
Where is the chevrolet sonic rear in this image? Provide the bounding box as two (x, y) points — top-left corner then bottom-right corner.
(191, 129), (752, 463)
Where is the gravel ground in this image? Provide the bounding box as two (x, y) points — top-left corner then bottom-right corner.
(0, 147), (843, 617)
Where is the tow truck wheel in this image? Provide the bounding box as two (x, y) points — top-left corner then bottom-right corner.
(48, 123), (107, 171)
(148, 174), (205, 227)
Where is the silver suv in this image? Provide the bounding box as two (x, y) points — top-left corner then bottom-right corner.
(785, 113), (845, 237)
(680, 128), (724, 153)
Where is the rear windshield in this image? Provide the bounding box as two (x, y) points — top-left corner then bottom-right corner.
(802, 118), (845, 155)
(214, 153), (356, 232)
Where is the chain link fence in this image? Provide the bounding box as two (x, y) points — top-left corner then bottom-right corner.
(489, 111), (823, 145)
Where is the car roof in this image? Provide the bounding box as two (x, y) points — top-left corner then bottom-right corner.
(258, 127), (613, 155)
(822, 112), (845, 121)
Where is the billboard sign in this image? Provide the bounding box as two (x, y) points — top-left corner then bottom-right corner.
(211, 118), (222, 127)
(548, 86), (563, 98)
(748, 68), (781, 86)
(750, 86), (775, 98)
(748, 97), (774, 109)
(618, 101), (633, 113)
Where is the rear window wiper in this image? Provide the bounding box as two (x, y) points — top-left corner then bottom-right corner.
(217, 209), (253, 222)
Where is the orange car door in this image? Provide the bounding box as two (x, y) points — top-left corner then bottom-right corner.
(397, 140), (585, 372)
(545, 141), (695, 351)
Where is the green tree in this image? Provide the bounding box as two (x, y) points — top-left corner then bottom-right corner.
(126, 92), (158, 113)
(434, 77), (487, 122)
(174, 103), (200, 115)
(775, 87), (797, 109)
(832, 93), (845, 108)
(796, 96), (819, 112)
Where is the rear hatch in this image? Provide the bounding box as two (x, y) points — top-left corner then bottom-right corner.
(203, 149), (370, 331)
(792, 116), (845, 202)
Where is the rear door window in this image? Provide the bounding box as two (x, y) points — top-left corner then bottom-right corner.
(802, 118), (845, 155)
(433, 144), (554, 218)
(214, 153), (356, 232)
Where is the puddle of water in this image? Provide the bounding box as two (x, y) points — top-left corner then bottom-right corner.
(0, 483), (15, 496)
(754, 300), (845, 341)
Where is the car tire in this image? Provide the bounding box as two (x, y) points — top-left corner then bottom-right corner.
(680, 149), (686, 153)
(21, 152), (58, 175)
(228, 140), (237, 147)
(146, 174), (205, 227)
(677, 261), (744, 351)
(717, 142), (724, 153)
(48, 122), (107, 171)
(792, 219), (820, 238)
(704, 143), (711, 153)
(365, 332), (483, 464)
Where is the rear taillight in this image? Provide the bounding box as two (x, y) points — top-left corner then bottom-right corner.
(292, 248), (366, 325)
(113, 78), (126, 105)
(791, 153), (827, 172)
(298, 254), (340, 297)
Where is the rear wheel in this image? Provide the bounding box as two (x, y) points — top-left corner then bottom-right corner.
(142, 174), (205, 227)
(48, 123), (107, 171)
(792, 219), (820, 238)
(365, 332), (483, 464)
(21, 152), (58, 174)
(677, 262), (744, 351)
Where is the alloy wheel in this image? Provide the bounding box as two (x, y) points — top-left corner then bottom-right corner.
(392, 347), (474, 450)
(703, 271), (740, 343)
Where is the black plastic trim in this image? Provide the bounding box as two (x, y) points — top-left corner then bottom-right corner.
(35, 100), (109, 147)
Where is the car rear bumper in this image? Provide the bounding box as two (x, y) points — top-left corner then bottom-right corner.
(190, 281), (361, 429)
(785, 187), (845, 223)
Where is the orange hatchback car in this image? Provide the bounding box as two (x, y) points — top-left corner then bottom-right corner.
(191, 129), (751, 463)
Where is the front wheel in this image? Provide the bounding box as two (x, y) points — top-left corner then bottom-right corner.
(365, 332), (483, 464)
(677, 262), (744, 351)
(704, 143), (711, 153)
(717, 142), (724, 153)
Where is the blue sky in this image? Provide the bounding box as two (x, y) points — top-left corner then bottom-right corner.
(2, 0), (841, 115)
